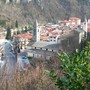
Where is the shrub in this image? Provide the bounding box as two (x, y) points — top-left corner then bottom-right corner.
(0, 58), (58, 90)
(46, 42), (90, 90)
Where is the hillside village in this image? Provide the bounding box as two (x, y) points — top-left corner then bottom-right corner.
(0, 17), (90, 59)
(0, 16), (90, 90)
(0, 0), (90, 89)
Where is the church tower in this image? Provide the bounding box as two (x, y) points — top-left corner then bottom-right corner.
(33, 20), (40, 42)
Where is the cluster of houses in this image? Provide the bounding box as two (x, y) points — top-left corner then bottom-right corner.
(12, 17), (90, 59)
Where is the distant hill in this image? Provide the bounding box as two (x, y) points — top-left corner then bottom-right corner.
(0, 0), (90, 27)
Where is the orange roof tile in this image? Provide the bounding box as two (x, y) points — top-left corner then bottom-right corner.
(47, 28), (53, 32)
(88, 28), (90, 32)
(40, 35), (49, 40)
(14, 34), (32, 39)
(61, 20), (69, 23)
(69, 17), (80, 20)
(51, 32), (58, 35)
(50, 34), (58, 38)
(23, 35), (32, 39)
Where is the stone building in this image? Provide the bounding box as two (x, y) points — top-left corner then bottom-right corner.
(60, 29), (85, 53)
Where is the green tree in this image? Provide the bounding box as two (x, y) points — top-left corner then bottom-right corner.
(46, 42), (90, 90)
(17, 30), (20, 34)
(21, 27), (25, 33)
(0, 20), (6, 27)
(13, 31), (17, 35)
(25, 26), (28, 32)
(87, 33), (90, 41)
(28, 24), (33, 31)
(15, 20), (19, 28)
(6, 27), (11, 40)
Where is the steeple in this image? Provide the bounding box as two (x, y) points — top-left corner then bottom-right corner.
(32, 20), (40, 42)
(36, 19), (40, 42)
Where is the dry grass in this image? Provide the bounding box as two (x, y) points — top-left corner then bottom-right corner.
(0, 55), (60, 90)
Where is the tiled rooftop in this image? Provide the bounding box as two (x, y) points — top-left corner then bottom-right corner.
(14, 34), (32, 39)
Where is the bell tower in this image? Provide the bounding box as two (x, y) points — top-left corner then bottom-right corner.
(33, 20), (40, 42)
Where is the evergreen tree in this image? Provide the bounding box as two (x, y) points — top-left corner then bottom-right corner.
(25, 26), (28, 32)
(17, 30), (20, 34)
(21, 27), (25, 33)
(13, 31), (17, 35)
(15, 20), (18, 28)
(6, 27), (11, 40)
(28, 24), (33, 31)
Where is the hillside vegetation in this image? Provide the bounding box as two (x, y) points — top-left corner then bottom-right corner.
(0, 0), (90, 26)
(47, 42), (90, 90)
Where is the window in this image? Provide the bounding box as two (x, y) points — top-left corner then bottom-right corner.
(46, 48), (48, 51)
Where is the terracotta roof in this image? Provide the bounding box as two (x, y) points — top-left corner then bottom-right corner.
(50, 34), (58, 38)
(51, 32), (58, 35)
(0, 36), (4, 39)
(69, 17), (81, 21)
(14, 34), (32, 39)
(47, 29), (53, 32)
(40, 35), (49, 40)
(61, 20), (69, 23)
(88, 28), (90, 32)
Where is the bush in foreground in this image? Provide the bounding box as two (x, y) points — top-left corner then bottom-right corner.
(46, 42), (90, 90)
